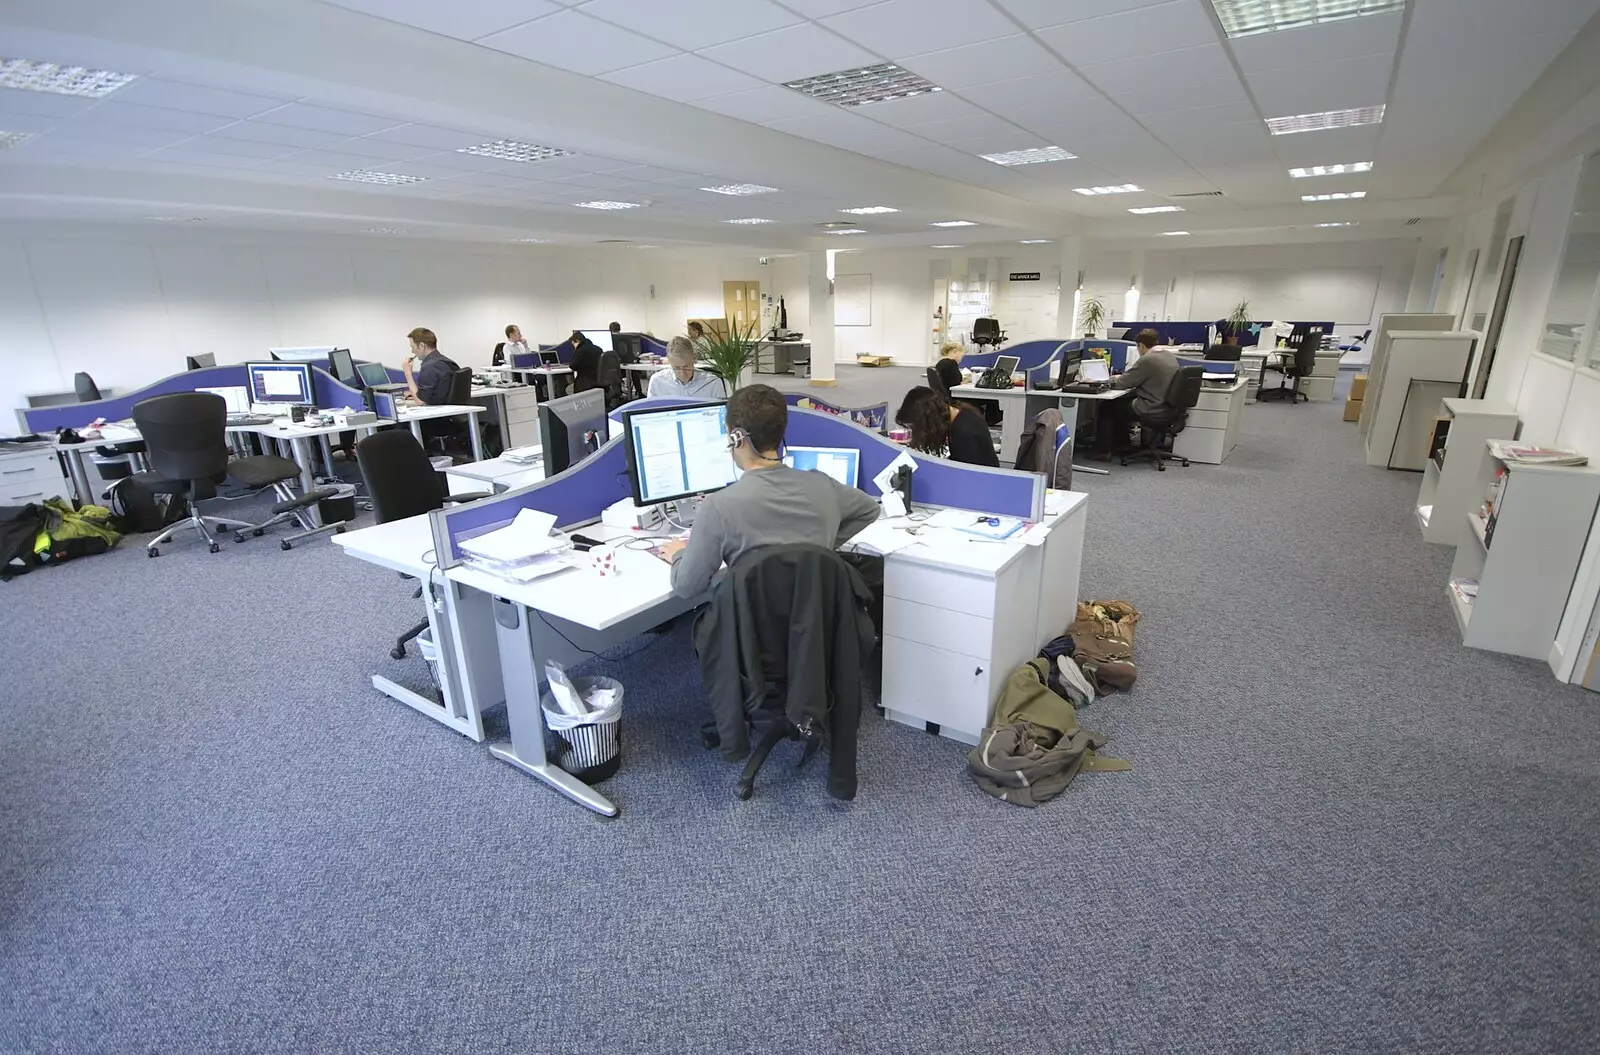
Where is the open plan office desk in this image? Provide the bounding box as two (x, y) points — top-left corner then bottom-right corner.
(335, 404), (1089, 817)
(950, 382), (1129, 472)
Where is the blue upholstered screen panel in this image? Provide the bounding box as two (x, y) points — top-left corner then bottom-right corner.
(22, 365), (251, 431)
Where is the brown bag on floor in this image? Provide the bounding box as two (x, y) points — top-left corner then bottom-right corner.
(1067, 600), (1141, 694)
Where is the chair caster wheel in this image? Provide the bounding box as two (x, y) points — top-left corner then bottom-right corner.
(335, 524), (346, 534)
(148, 548), (159, 557)
(209, 542), (221, 553)
(280, 541), (292, 551)
(736, 782), (754, 801)
(1156, 463), (1166, 472)
(234, 534), (246, 544)
(390, 646), (407, 660)
(253, 528), (265, 537)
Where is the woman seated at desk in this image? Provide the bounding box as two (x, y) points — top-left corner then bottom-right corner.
(932, 340), (965, 391)
(896, 386), (998, 467)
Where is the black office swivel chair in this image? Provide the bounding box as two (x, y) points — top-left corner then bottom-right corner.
(926, 364), (950, 398)
(130, 392), (321, 556)
(356, 430), (492, 662)
(1259, 341), (1317, 403)
(421, 367), (477, 458)
(1204, 343), (1243, 361)
(694, 544), (875, 801)
(596, 349), (625, 410)
(492, 342), (506, 366)
(971, 317), (1007, 349)
(74, 371), (148, 486)
(1122, 365), (1203, 471)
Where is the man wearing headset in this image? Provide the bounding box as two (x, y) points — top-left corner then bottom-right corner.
(661, 384), (879, 598)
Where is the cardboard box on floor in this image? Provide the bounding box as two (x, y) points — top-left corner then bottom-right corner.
(1351, 373), (1368, 400)
(1344, 397), (1362, 422)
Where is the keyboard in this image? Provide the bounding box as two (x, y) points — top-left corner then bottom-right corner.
(227, 414), (276, 426)
(1061, 381), (1113, 394)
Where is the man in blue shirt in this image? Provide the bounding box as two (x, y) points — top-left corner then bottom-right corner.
(403, 327), (458, 405)
(648, 336), (726, 400)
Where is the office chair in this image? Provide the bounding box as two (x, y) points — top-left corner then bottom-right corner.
(926, 365), (950, 399)
(1204, 343), (1243, 361)
(492, 342), (506, 366)
(1122, 365), (1203, 471)
(356, 430), (491, 662)
(130, 392), (316, 556)
(74, 371), (148, 486)
(1259, 340), (1317, 403)
(422, 368), (477, 458)
(596, 349), (625, 410)
(694, 544), (875, 801)
(971, 317), (1007, 348)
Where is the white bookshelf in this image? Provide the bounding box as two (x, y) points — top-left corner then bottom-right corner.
(1365, 331), (1478, 469)
(1415, 398), (1520, 545)
(1448, 441), (1600, 660)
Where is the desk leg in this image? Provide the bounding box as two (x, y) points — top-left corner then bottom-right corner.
(552, 375), (570, 399)
(318, 435), (334, 480)
(488, 597), (619, 818)
(65, 449), (93, 504)
(1061, 396), (1109, 476)
(468, 413), (484, 461)
(289, 437), (323, 525)
(409, 419), (424, 445)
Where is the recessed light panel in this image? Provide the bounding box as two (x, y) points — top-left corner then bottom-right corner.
(825, 228), (867, 235)
(1161, 231), (1191, 236)
(574, 200), (643, 210)
(363, 227), (409, 235)
(1128, 206), (1184, 214)
(1302, 191), (1366, 201)
(1019, 239), (1052, 244)
(1267, 105), (1385, 135)
(725, 217), (775, 225)
(145, 216), (206, 223)
(0, 131), (32, 148)
(0, 57), (136, 98)
(329, 169), (427, 186)
(1073, 184), (1142, 196)
(980, 146), (1077, 166)
(1314, 221), (1358, 227)
(783, 62), (941, 108)
(841, 206), (898, 215)
(1212, 0), (1404, 39)
(930, 244), (964, 248)
(930, 220), (976, 227)
(1289, 162), (1373, 178)
(511, 237), (551, 243)
(701, 183), (779, 196)
(457, 139), (573, 163)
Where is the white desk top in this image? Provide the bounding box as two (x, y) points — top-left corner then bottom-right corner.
(1202, 378), (1247, 392)
(447, 453), (545, 484)
(471, 383), (534, 398)
(622, 361), (667, 372)
(332, 513), (437, 577)
(484, 364), (572, 376)
(950, 383), (1030, 400)
(396, 403), (485, 422)
(952, 383), (1129, 402)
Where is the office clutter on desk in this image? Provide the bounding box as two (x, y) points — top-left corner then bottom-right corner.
(458, 508), (575, 582)
(1484, 441), (1588, 467)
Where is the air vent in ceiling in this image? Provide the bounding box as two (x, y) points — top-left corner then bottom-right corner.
(1407, 217), (1421, 225)
(1173, 191), (1225, 198)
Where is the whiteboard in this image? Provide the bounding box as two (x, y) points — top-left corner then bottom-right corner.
(1190, 266), (1381, 325)
(836, 273), (871, 327)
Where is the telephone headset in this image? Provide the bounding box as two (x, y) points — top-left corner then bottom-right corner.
(726, 426), (750, 451)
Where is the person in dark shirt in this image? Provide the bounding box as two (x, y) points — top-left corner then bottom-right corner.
(932, 341), (964, 392)
(566, 331), (601, 393)
(1096, 328), (1179, 454)
(895, 386), (998, 467)
(403, 327), (459, 405)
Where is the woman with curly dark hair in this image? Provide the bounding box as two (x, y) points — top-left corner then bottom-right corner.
(895, 386), (998, 467)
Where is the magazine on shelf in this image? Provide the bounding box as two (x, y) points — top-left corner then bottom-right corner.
(1486, 440), (1588, 467)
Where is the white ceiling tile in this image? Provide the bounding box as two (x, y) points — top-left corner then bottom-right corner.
(42, 124), (192, 149)
(859, 90), (987, 129)
(255, 103), (406, 136)
(995, 0), (1168, 30)
(476, 10), (678, 75)
(577, 0), (801, 49)
(110, 79), (292, 118)
(689, 85), (836, 123)
(71, 102), (235, 135)
(184, 135), (298, 159)
(600, 53), (766, 101)
(1080, 44), (1247, 115)
(0, 87), (101, 120)
(770, 0), (880, 15)
(1247, 53), (1392, 117)
(1036, 0), (1219, 64)
(696, 23), (878, 83)
(1270, 125), (1383, 166)
(361, 124), (495, 150)
(270, 148), (393, 169)
(764, 111), (937, 154)
(385, 147), (521, 172)
(1230, 10), (1404, 73)
(901, 114), (1043, 152)
(899, 35), (1067, 91)
(820, 0), (1018, 59)
(957, 69), (1106, 114)
(1139, 101), (1259, 132)
(204, 121), (351, 150)
(0, 113), (54, 134)
(135, 147), (267, 169)
(314, 135), (438, 161)
(319, 0), (561, 40)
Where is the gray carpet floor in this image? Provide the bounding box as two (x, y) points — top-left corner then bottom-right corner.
(3, 377), (1598, 1054)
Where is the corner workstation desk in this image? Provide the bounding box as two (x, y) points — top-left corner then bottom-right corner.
(334, 402), (1088, 817)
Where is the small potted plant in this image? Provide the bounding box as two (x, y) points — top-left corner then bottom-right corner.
(1224, 300), (1252, 345)
(698, 320), (760, 392)
(1078, 295), (1106, 338)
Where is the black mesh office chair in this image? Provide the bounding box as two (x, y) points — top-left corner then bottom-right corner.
(356, 430), (490, 661)
(1259, 341), (1317, 403)
(926, 365), (950, 398)
(130, 392), (312, 556)
(972, 317), (1007, 348)
(1122, 365), (1203, 471)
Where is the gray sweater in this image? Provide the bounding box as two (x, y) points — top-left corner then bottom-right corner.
(669, 464), (879, 597)
(1114, 348), (1180, 415)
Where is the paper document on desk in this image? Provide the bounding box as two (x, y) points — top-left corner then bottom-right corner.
(924, 508), (1025, 540)
(845, 518), (923, 556)
(459, 508), (564, 564)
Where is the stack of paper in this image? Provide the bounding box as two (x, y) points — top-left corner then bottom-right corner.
(845, 519), (923, 556)
(460, 509), (573, 581)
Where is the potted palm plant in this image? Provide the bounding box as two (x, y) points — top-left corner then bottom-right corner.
(1224, 300), (1252, 345)
(1078, 295), (1106, 338)
(698, 320), (760, 392)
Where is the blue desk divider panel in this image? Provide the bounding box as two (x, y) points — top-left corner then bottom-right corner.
(21, 364), (251, 432)
(958, 338), (1067, 373)
(511, 352), (539, 368)
(1022, 342), (1075, 386)
(640, 335), (669, 357)
(312, 368), (368, 411)
(606, 394), (725, 431)
(785, 394), (888, 432)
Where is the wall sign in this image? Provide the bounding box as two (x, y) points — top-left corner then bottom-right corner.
(1009, 272), (1041, 282)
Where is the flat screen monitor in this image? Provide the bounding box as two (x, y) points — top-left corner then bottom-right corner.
(993, 354), (1020, 377)
(197, 385), (250, 414)
(783, 446), (859, 489)
(540, 350), (561, 366)
(612, 333), (642, 365)
(579, 329), (614, 353)
(356, 362), (392, 388)
(185, 352), (216, 371)
(539, 389), (610, 477)
(621, 401), (736, 506)
(1108, 327), (1130, 340)
(245, 361), (313, 405)
(327, 348), (357, 384)
(269, 346), (336, 363)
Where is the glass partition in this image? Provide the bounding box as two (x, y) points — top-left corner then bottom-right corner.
(1541, 152), (1600, 363)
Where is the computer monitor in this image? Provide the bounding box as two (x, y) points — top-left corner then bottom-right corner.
(539, 389), (610, 477)
(268, 346), (336, 363)
(1056, 345), (1085, 385)
(327, 348), (357, 384)
(1108, 327), (1130, 340)
(540, 349), (561, 366)
(1080, 358), (1111, 384)
(621, 401), (737, 506)
(612, 333), (642, 365)
(579, 329), (614, 353)
(197, 385), (250, 414)
(185, 352), (216, 371)
(245, 361), (313, 405)
(783, 446), (860, 488)
(352, 362), (387, 388)
(993, 354), (1020, 377)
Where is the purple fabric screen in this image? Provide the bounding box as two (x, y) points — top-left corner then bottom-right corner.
(21, 365), (250, 432)
(958, 338), (1066, 372)
(784, 394), (888, 432)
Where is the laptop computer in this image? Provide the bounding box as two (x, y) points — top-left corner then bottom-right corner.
(358, 361), (407, 393)
(1080, 358), (1111, 384)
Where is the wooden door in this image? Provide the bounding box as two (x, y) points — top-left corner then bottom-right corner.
(723, 280), (760, 336)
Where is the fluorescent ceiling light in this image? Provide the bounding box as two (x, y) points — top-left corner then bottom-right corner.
(930, 244), (964, 249)
(702, 183), (778, 196)
(1267, 105), (1385, 135)
(1019, 239), (1052, 244)
(1211, 0), (1404, 39)
(145, 215), (205, 223)
(329, 169), (427, 186)
(980, 146), (1077, 166)
(363, 227), (409, 235)
(574, 200), (642, 210)
(510, 237), (550, 243)
(1073, 184), (1142, 196)
(725, 217), (775, 225)
(457, 139), (573, 163)
(783, 62), (941, 108)
(841, 206), (898, 215)
(1289, 162), (1373, 178)
(1315, 221), (1358, 227)
(930, 220), (976, 227)
(825, 228), (867, 235)
(1161, 231), (1191, 236)
(1302, 191), (1367, 201)
(0, 57), (136, 98)
(631, 244), (660, 249)
(1128, 205), (1185, 214)
(0, 131), (33, 148)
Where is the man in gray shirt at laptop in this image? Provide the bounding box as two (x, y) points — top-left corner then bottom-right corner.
(1097, 328), (1179, 454)
(661, 384), (879, 598)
